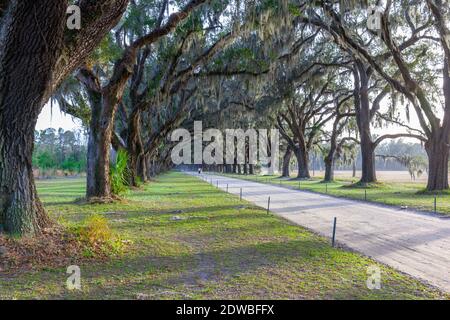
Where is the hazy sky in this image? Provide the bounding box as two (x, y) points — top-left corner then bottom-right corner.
(35, 97), (429, 144)
(36, 102), (83, 131)
(36, 101), (421, 137)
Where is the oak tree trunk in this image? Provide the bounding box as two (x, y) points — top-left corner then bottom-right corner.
(295, 147), (310, 179)
(282, 147), (293, 178)
(86, 99), (115, 200)
(360, 136), (376, 184)
(0, 0), (66, 235)
(324, 156), (334, 183)
(0, 129), (51, 235)
(137, 155), (148, 183)
(127, 109), (144, 187)
(424, 53), (450, 191)
(426, 134), (449, 191)
(355, 62), (377, 184)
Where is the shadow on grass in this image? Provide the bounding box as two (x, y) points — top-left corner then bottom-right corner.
(40, 238), (333, 299)
(342, 181), (388, 189)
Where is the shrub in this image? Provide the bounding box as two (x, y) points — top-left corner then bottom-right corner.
(135, 176), (143, 188)
(36, 151), (56, 170)
(79, 214), (113, 245)
(110, 149), (129, 196)
(75, 214), (125, 256)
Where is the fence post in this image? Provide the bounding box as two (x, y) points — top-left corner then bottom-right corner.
(267, 197), (271, 214)
(435, 195), (437, 213)
(332, 217), (337, 247)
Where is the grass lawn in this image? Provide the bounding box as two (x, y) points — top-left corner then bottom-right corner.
(0, 172), (446, 299)
(220, 173), (450, 215)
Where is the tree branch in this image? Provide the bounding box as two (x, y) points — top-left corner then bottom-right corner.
(373, 133), (427, 147)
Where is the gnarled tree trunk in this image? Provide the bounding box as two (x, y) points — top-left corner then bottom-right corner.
(0, 129), (51, 235)
(137, 154), (148, 183)
(0, 0), (66, 235)
(354, 62), (377, 184)
(295, 147), (310, 179)
(127, 109), (145, 187)
(324, 155), (335, 183)
(282, 146), (293, 178)
(426, 133), (449, 191)
(86, 99), (114, 200)
(360, 135), (376, 184)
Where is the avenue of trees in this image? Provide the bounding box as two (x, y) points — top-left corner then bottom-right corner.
(0, 0), (449, 237)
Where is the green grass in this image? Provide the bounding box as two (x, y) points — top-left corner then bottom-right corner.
(220, 173), (450, 215)
(0, 172), (446, 299)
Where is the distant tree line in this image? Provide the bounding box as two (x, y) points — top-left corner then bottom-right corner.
(33, 128), (87, 176)
(280, 139), (427, 181)
(338, 140), (428, 180)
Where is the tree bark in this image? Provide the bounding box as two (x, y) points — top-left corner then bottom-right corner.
(324, 128), (338, 183)
(127, 109), (145, 187)
(0, 0), (66, 235)
(282, 146), (293, 177)
(360, 136), (376, 184)
(86, 98), (114, 200)
(354, 62), (377, 184)
(137, 154), (148, 183)
(0, 129), (51, 235)
(324, 155), (335, 182)
(295, 147), (310, 179)
(425, 133), (449, 191)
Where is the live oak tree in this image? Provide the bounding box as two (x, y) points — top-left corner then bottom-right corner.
(0, 0), (129, 236)
(75, 0), (207, 201)
(305, 0), (450, 190)
(322, 77), (355, 182)
(296, 1), (433, 186)
(75, 0), (283, 196)
(115, 3), (246, 186)
(276, 74), (339, 179)
(145, 0), (299, 174)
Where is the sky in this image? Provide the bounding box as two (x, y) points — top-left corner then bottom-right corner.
(37, 99), (424, 142)
(36, 102), (83, 132)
